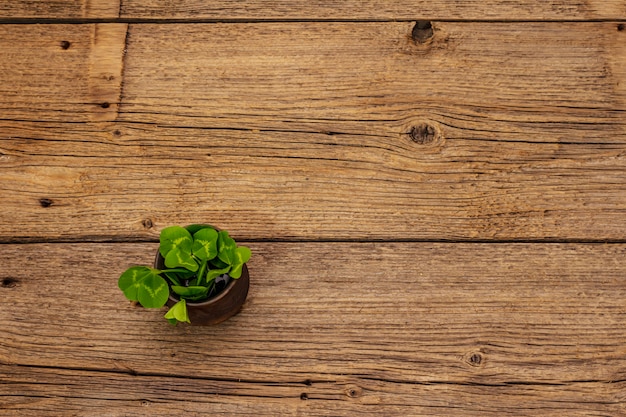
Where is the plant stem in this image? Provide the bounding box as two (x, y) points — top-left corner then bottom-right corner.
(162, 272), (181, 286)
(160, 268), (191, 274)
(197, 260), (208, 286)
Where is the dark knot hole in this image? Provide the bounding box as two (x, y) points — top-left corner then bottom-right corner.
(412, 21), (434, 43)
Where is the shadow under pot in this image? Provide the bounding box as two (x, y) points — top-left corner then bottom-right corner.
(154, 251), (250, 325)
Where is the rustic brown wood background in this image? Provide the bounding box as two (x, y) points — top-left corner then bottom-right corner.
(1, 1), (625, 415)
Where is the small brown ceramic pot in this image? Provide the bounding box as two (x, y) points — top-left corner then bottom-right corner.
(154, 252), (250, 325)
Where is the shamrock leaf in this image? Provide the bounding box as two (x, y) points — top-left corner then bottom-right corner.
(229, 246), (251, 279)
(160, 226), (198, 271)
(118, 266), (154, 301)
(185, 224), (214, 235)
(217, 230), (237, 266)
(205, 266), (230, 282)
(192, 227), (218, 262)
(118, 266), (169, 308)
(171, 285), (209, 301)
(164, 299), (190, 324)
(137, 273), (170, 308)
(164, 249), (198, 271)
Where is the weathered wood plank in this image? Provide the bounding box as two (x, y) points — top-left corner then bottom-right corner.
(119, 22), (626, 131)
(2, 0), (624, 20)
(0, 24), (126, 122)
(3, 22), (624, 132)
(1, 365), (624, 416)
(0, 122), (624, 241)
(0, 22), (624, 241)
(1, 243), (624, 388)
(0, 0), (120, 19)
(121, 1), (626, 21)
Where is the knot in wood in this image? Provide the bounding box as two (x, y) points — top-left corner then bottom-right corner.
(408, 123), (440, 145)
(346, 386), (362, 398)
(465, 352), (485, 367)
(469, 353), (482, 366)
(1, 277), (18, 288)
(60, 40), (71, 50)
(142, 218), (154, 229)
(412, 21), (434, 43)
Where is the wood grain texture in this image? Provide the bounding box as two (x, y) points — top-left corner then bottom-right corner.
(0, 22), (624, 241)
(2, 0), (625, 20)
(0, 0), (120, 19)
(2, 366), (625, 416)
(0, 242), (625, 415)
(0, 24), (127, 122)
(120, 22), (626, 130)
(1, 121), (624, 242)
(2, 3), (625, 416)
(131, 1), (620, 21)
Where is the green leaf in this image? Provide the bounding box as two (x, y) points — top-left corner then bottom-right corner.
(159, 226), (196, 271)
(187, 293), (209, 302)
(164, 248), (198, 272)
(229, 246), (251, 279)
(205, 266), (230, 282)
(217, 230), (237, 266)
(185, 224), (215, 235)
(192, 227), (218, 261)
(163, 272), (181, 286)
(137, 273), (170, 308)
(164, 299), (190, 324)
(210, 257), (229, 269)
(237, 246), (251, 263)
(171, 285), (209, 299)
(118, 266), (160, 302)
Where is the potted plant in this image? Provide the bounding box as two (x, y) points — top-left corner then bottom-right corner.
(118, 224), (251, 325)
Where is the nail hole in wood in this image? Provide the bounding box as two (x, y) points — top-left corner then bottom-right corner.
(300, 393), (308, 400)
(113, 130), (122, 137)
(60, 40), (71, 50)
(1, 278), (18, 288)
(39, 198), (53, 208)
(618, 24), (625, 32)
(303, 379), (313, 386)
(412, 21), (434, 43)
(100, 102), (111, 109)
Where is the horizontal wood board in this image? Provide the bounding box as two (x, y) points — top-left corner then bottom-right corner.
(0, 22), (625, 241)
(2, 0), (626, 20)
(2, 365), (625, 416)
(1, 242), (625, 415)
(0, 0), (121, 19)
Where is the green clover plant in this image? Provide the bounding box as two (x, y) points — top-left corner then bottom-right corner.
(118, 225), (251, 325)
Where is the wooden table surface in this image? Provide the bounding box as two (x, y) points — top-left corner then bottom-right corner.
(1, 2), (625, 416)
